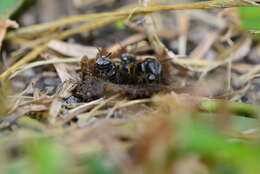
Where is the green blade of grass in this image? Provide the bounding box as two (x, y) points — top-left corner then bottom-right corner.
(182, 120), (260, 174)
(25, 137), (68, 174)
(0, 0), (24, 19)
(83, 154), (119, 174)
(239, 7), (260, 31)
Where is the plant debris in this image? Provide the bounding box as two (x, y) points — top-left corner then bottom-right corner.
(72, 49), (178, 101)
(1, 0), (260, 174)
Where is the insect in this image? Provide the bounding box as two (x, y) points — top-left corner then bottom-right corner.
(136, 58), (162, 82)
(94, 54), (121, 84)
(73, 49), (175, 102)
(120, 53), (136, 72)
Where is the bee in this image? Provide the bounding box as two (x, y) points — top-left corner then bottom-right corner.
(74, 51), (175, 102)
(119, 54), (162, 83)
(120, 53), (136, 72)
(137, 58), (162, 82)
(94, 55), (120, 83)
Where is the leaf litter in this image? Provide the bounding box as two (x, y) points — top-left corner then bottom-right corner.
(1, 0), (260, 173)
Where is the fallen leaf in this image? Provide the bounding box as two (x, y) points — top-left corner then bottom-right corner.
(48, 40), (98, 58)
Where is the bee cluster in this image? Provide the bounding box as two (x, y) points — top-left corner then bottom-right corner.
(93, 53), (163, 85)
(72, 51), (172, 102)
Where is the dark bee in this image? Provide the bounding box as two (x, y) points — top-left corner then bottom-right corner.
(95, 56), (119, 83)
(93, 51), (163, 85)
(120, 54), (162, 83)
(136, 58), (162, 82)
(120, 53), (136, 71)
(74, 51), (176, 102)
(119, 53), (137, 83)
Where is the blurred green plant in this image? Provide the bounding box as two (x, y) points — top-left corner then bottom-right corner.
(182, 119), (260, 174)
(114, 21), (126, 30)
(239, 7), (260, 37)
(0, 0), (35, 21)
(0, 0), (24, 19)
(24, 137), (68, 174)
(82, 154), (119, 174)
(0, 112), (260, 174)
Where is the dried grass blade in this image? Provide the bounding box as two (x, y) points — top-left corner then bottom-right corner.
(6, 0), (260, 38)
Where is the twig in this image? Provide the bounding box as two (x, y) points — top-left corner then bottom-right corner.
(10, 58), (81, 79)
(0, 16), (124, 80)
(6, 0), (260, 38)
(2, 0), (260, 80)
(0, 45), (48, 80)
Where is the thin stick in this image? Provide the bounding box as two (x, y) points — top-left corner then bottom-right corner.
(7, 0), (260, 38)
(0, 16), (124, 80)
(0, 45), (48, 80)
(2, 0), (260, 80)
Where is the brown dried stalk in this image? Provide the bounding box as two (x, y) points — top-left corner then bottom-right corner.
(1, 0), (259, 80)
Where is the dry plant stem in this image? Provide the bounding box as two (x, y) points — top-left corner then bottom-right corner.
(216, 36), (250, 61)
(0, 16), (125, 80)
(142, 0), (166, 55)
(10, 58), (81, 79)
(105, 98), (150, 118)
(227, 60), (232, 90)
(190, 31), (219, 59)
(125, 21), (179, 39)
(1, 104), (48, 126)
(200, 36), (250, 79)
(0, 45), (48, 80)
(238, 65), (260, 84)
(42, 54), (75, 82)
(6, 0), (260, 39)
(2, 0), (260, 80)
(106, 33), (146, 53)
(10, 56), (252, 79)
(63, 95), (119, 126)
(58, 98), (104, 127)
(56, 16), (125, 40)
(177, 12), (190, 56)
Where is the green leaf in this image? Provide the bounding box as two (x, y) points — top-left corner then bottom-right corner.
(4, 161), (28, 174)
(0, 0), (24, 19)
(239, 7), (260, 30)
(83, 154), (119, 174)
(182, 120), (260, 174)
(25, 137), (67, 174)
(114, 21), (126, 30)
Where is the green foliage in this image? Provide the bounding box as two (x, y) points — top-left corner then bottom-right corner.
(0, 114), (260, 174)
(4, 161), (28, 174)
(200, 100), (260, 118)
(0, 0), (24, 19)
(24, 137), (67, 174)
(182, 119), (260, 174)
(83, 154), (119, 174)
(239, 7), (260, 31)
(114, 21), (126, 30)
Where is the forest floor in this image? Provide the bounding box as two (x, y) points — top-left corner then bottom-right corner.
(1, 0), (260, 174)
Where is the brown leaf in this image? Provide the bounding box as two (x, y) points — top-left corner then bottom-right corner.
(48, 40), (98, 58)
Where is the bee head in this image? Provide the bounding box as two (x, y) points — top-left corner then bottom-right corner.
(120, 53), (136, 64)
(96, 56), (114, 70)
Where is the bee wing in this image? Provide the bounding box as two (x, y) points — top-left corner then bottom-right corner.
(80, 56), (93, 78)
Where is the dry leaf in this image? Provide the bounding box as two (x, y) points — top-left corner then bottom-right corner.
(48, 40), (98, 58)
